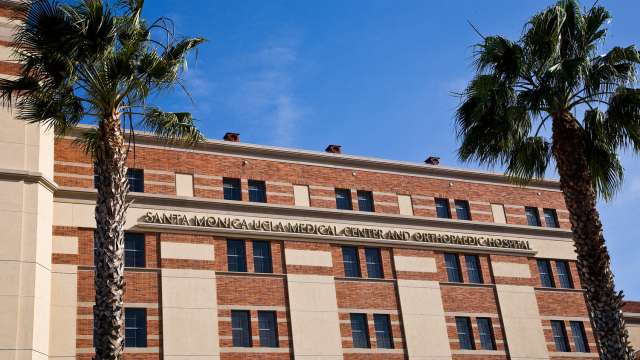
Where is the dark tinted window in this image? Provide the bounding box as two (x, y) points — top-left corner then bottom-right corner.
(435, 198), (451, 218)
(258, 311), (278, 347)
(455, 317), (474, 350)
(551, 320), (570, 352)
(231, 310), (251, 347)
(465, 255), (483, 284)
(342, 247), (361, 277)
(544, 208), (559, 228)
(477, 318), (496, 350)
(124, 233), (145, 268)
(350, 313), (370, 348)
(253, 241), (272, 273)
(454, 200), (471, 220)
(373, 314), (393, 349)
(365, 248), (383, 279)
(570, 321), (589, 353)
(125, 308), (147, 347)
(537, 259), (555, 287)
(335, 188), (353, 210)
(248, 180), (267, 203)
(525, 207), (541, 226)
(445, 253), (462, 282)
(227, 240), (247, 272)
(357, 190), (375, 212)
(556, 261), (573, 289)
(223, 178), (242, 201)
(127, 168), (144, 193)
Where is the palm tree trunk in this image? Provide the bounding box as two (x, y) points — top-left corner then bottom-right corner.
(93, 111), (128, 360)
(551, 111), (633, 359)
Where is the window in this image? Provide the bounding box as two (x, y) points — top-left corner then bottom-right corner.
(455, 317), (475, 350)
(569, 321), (589, 353)
(231, 310), (251, 347)
(454, 200), (471, 220)
(357, 190), (375, 212)
(335, 188), (353, 210)
(258, 311), (278, 347)
(227, 240), (247, 272)
(125, 308), (147, 348)
(124, 233), (145, 268)
(127, 168), (144, 192)
(342, 246), (361, 277)
(537, 259), (555, 287)
(248, 180), (267, 203)
(223, 177), (242, 201)
(556, 261), (573, 289)
(445, 253), (462, 282)
(373, 314), (393, 349)
(465, 255), (483, 284)
(350, 313), (370, 348)
(477, 318), (496, 350)
(551, 320), (570, 352)
(525, 207), (541, 226)
(253, 241), (273, 273)
(544, 208), (559, 228)
(365, 248), (383, 279)
(435, 198), (451, 218)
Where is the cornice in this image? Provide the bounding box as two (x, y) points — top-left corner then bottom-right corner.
(0, 168), (59, 193)
(65, 125), (562, 192)
(54, 186), (573, 242)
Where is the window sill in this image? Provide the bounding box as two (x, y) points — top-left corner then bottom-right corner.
(439, 281), (494, 288)
(534, 286), (584, 293)
(334, 276), (395, 283)
(216, 271), (286, 278)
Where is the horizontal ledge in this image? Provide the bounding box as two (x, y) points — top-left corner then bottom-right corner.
(0, 168), (58, 192)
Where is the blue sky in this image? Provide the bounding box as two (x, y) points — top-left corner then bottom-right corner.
(144, 0), (639, 298)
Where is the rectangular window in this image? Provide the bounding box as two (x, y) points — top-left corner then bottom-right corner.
(357, 190), (375, 212)
(525, 207), (541, 226)
(551, 320), (570, 352)
(569, 321), (589, 352)
(127, 168), (144, 193)
(373, 314), (393, 349)
(454, 200), (471, 220)
(537, 259), (555, 288)
(248, 180), (267, 203)
(455, 317), (475, 350)
(435, 198), (451, 218)
(253, 241), (273, 273)
(365, 248), (384, 279)
(342, 246), (361, 278)
(465, 255), (483, 284)
(124, 233), (145, 268)
(477, 318), (496, 350)
(544, 208), (559, 228)
(231, 310), (252, 347)
(445, 253), (462, 283)
(258, 311), (278, 347)
(227, 240), (247, 272)
(556, 261), (573, 289)
(350, 313), (370, 348)
(125, 308), (147, 348)
(335, 188), (353, 210)
(223, 177), (242, 201)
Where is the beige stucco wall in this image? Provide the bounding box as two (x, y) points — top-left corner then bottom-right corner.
(491, 204), (506, 224)
(284, 249), (333, 267)
(396, 279), (451, 359)
(398, 195), (414, 216)
(627, 320), (640, 352)
(495, 284), (548, 359)
(286, 274), (342, 359)
(393, 256), (436, 273)
(160, 242), (214, 261)
(175, 173), (193, 197)
(161, 269), (220, 359)
(492, 262), (531, 278)
(293, 185), (310, 207)
(528, 238), (577, 260)
(49, 264), (77, 359)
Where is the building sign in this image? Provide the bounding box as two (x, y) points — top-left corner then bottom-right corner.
(140, 211), (532, 251)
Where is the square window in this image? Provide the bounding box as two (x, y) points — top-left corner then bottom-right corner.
(455, 317), (475, 350)
(556, 261), (573, 289)
(477, 318), (496, 350)
(465, 255), (483, 284)
(124, 233), (145, 268)
(223, 178), (242, 201)
(435, 198), (451, 218)
(454, 200), (471, 220)
(253, 241), (273, 273)
(357, 190), (375, 212)
(248, 180), (267, 203)
(551, 320), (571, 352)
(227, 240), (247, 272)
(350, 313), (370, 348)
(537, 259), (555, 288)
(127, 168), (144, 193)
(231, 310), (252, 347)
(544, 208), (559, 228)
(365, 248), (384, 279)
(445, 253), (462, 283)
(342, 247), (361, 278)
(373, 314), (393, 349)
(335, 188), (353, 210)
(258, 311), (278, 347)
(125, 308), (147, 348)
(525, 207), (541, 226)
(570, 321), (589, 353)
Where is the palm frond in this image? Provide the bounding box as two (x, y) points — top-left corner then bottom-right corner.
(583, 109), (624, 200)
(606, 87), (640, 151)
(73, 128), (98, 156)
(505, 136), (551, 184)
(140, 108), (204, 145)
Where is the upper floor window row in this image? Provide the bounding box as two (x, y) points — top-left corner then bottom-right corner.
(455, 316), (496, 351)
(526, 207), (560, 228)
(445, 253), (484, 284)
(551, 320), (590, 353)
(537, 259), (574, 289)
(435, 198), (471, 220)
(350, 313), (393, 349)
(223, 178), (267, 203)
(94, 167), (144, 193)
(342, 246), (384, 279)
(335, 189), (374, 212)
(231, 310), (279, 348)
(94, 232), (145, 268)
(227, 239), (273, 274)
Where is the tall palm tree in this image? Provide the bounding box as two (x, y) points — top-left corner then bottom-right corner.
(455, 0), (639, 358)
(0, 1), (204, 359)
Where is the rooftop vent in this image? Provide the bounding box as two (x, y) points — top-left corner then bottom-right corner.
(325, 144), (342, 154)
(425, 156), (440, 165)
(223, 132), (240, 142)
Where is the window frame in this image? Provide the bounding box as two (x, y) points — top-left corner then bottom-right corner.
(569, 321), (589, 353)
(127, 168), (145, 193)
(231, 310), (252, 347)
(435, 198), (451, 219)
(525, 206), (541, 226)
(335, 188), (353, 210)
(258, 310), (279, 348)
(454, 199), (471, 220)
(555, 260), (573, 289)
(464, 255), (483, 284)
(543, 208), (560, 228)
(223, 177), (242, 201)
(444, 253), (462, 283)
(537, 259), (555, 288)
(477, 317), (496, 350)
(252, 241), (273, 274)
(248, 179), (267, 203)
(373, 314), (393, 349)
(551, 320), (571, 352)
(455, 316), (475, 350)
(124, 233), (145, 268)
(350, 313), (370, 348)
(227, 239), (247, 272)
(356, 190), (375, 212)
(364, 248), (384, 279)
(342, 246), (361, 278)
(124, 308), (147, 348)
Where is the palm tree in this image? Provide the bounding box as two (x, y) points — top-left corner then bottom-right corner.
(455, 0), (639, 358)
(0, 1), (204, 359)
